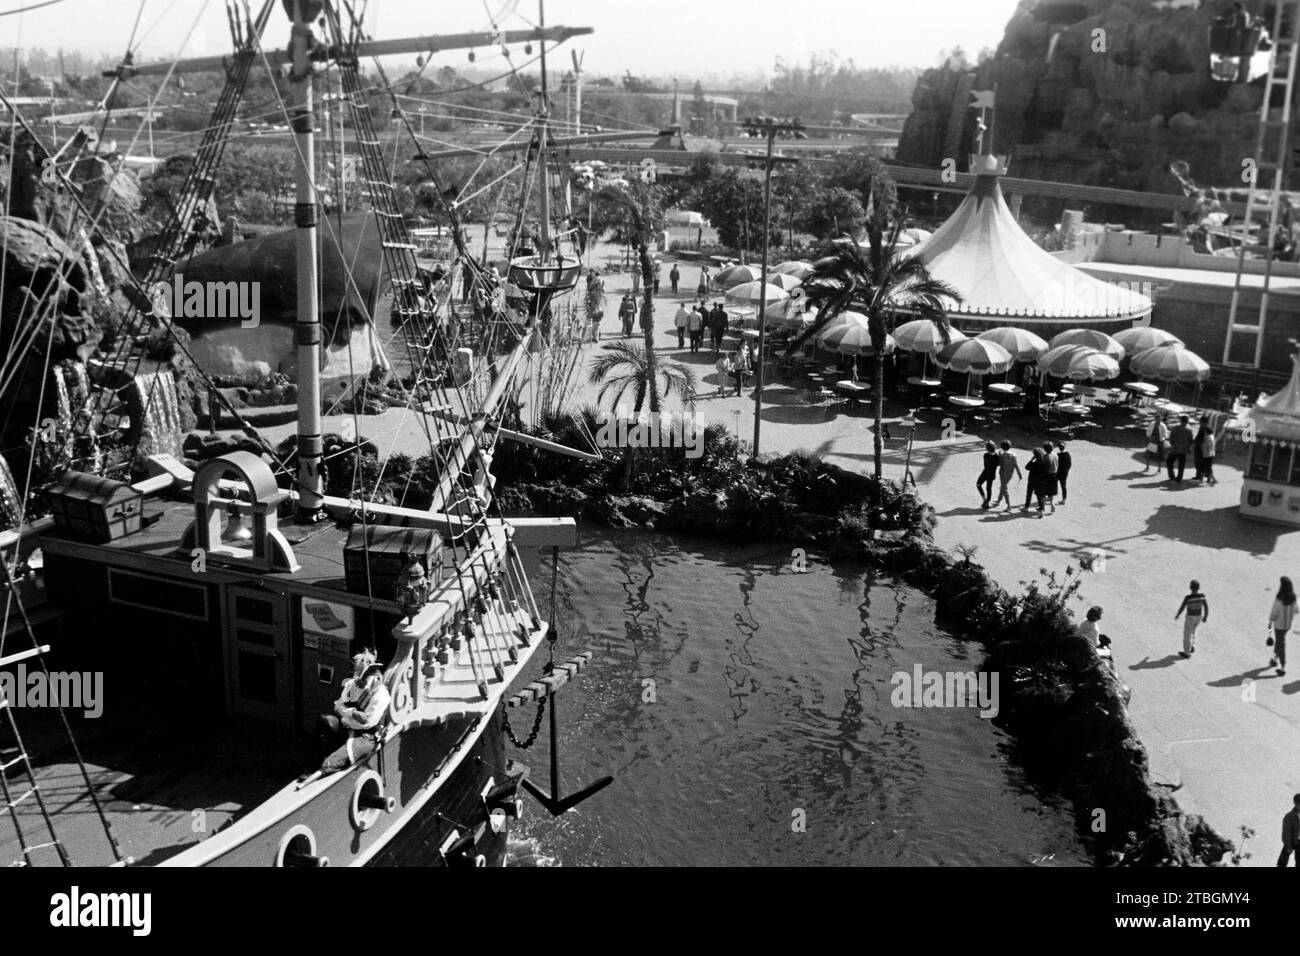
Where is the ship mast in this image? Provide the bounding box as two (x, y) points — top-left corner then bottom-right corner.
(537, 0), (551, 265)
(290, 0), (325, 519)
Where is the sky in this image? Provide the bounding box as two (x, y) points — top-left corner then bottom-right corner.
(2, 0), (1025, 78)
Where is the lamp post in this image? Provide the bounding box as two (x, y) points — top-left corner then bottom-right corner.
(741, 116), (805, 457)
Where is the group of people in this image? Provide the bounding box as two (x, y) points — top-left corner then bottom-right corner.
(674, 301), (729, 353)
(715, 345), (755, 397)
(1172, 573), (1297, 678)
(1143, 412), (1218, 484)
(975, 439), (1073, 514)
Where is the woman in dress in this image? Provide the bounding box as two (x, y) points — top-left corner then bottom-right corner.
(1144, 413), (1169, 474)
(1269, 576), (1297, 677)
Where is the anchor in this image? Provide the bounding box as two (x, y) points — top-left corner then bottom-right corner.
(505, 649), (612, 816)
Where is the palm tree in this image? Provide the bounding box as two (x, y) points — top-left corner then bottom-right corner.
(592, 181), (666, 411)
(588, 341), (697, 486)
(791, 207), (964, 480)
(589, 341), (698, 415)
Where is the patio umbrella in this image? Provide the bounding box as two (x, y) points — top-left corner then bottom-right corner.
(765, 272), (803, 291)
(819, 316), (898, 357)
(714, 264), (763, 290)
(773, 260), (814, 279)
(894, 319), (967, 381)
(935, 338), (1014, 395)
(1037, 344), (1121, 381)
(726, 280), (791, 307)
(976, 326), (1049, 362)
(1128, 343), (1211, 383)
(1113, 326), (1184, 355)
(1048, 328), (1125, 360)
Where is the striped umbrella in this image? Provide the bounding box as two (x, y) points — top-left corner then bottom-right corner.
(819, 312), (897, 356)
(773, 260), (814, 279)
(714, 264), (764, 290)
(894, 319), (967, 381)
(936, 338), (1014, 395)
(765, 272), (803, 291)
(1037, 344), (1121, 381)
(976, 326), (1049, 361)
(1128, 344), (1211, 383)
(1114, 326), (1184, 355)
(1048, 328), (1125, 360)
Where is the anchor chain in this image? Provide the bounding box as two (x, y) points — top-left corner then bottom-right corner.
(502, 694), (546, 749)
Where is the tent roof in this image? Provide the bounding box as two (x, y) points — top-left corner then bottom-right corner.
(905, 155), (1152, 325)
(1249, 353), (1300, 443)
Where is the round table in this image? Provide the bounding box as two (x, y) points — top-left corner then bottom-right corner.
(1056, 403), (1091, 416)
(987, 383), (1022, 395)
(1124, 382), (1158, 396)
(741, 329), (760, 339)
(948, 396), (985, 409)
(908, 376), (943, 388)
(836, 381), (871, 410)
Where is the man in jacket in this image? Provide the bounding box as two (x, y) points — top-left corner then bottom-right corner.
(1280, 793), (1300, 867)
(674, 303), (691, 349)
(1167, 414), (1194, 482)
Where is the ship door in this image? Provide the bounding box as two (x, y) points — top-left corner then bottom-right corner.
(223, 585), (294, 727)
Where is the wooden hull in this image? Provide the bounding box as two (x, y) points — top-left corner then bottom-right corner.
(163, 707), (517, 867)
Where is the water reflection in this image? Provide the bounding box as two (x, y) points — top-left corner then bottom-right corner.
(511, 529), (1086, 867)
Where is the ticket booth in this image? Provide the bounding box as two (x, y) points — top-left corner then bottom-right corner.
(1240, 353), (1300, 527)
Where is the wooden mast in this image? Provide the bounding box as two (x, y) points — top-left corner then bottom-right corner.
(290, 0), (324, 518)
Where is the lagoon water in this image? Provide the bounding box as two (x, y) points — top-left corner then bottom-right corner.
(507, 529), (1088, 866)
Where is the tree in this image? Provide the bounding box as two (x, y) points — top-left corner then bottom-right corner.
(590, 180), (677, 414)
(801, 185), (866, 241)
(698, 168), (783, 258)
(772, 163), (822, 245)
(588, 341), (696, 414)
(826, 149), (898, 222)
(794, 205), (963, 481)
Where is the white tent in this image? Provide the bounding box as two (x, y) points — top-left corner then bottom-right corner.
(905, 154), (1152, 326)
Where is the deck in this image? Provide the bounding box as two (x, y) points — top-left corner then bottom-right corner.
(1, 708), (316, 867)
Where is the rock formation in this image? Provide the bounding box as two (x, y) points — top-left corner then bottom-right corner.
(898, 0), (1266, 197)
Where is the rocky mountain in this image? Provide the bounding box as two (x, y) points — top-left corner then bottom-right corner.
(897, 0), (1268, 197)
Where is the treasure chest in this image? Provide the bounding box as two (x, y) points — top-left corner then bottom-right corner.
(343, 525), (444, 598)
(47, 471), (144, 543)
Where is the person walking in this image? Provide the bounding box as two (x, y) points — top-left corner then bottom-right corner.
(710, 302), (728, 352)
(733, 347), (751, 397)
(993, 440), (1022, 511)
(1144, 414), (1169, 474)
(1279, 793), (1300, 867)
(1268, 576), (1297, 676)
(714, 352), (733, 397)
(1194, 415), (1218, 485)
(688, 306), (704, 353)
(584, 270), (606, 343)
(977, 441), (999, 510)
(618, 294), (636, 337)
(669, 263), (681, 294)
(1023, 447), (1046, 515)
(1174, 580), (1209, 658)
(1040, 441), (1059, 513)
(697, 266), (710, 298)
(1055, 441), (1072, 504)
(1167, 414), (1194, 482)
(674, 302), (690, 349)
(652, 260), (662, 295)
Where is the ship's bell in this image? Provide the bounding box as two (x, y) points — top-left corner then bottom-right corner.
(222, 507), (253, 543)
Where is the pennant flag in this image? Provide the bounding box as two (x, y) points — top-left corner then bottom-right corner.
(970, 90), (996, 110)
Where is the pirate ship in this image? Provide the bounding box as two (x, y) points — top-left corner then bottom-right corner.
(0, 0), (607, 867)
